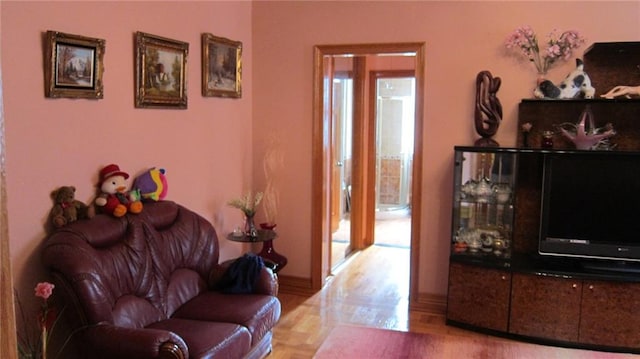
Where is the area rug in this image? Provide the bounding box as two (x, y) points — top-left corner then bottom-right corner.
(313, 325), (638, 359)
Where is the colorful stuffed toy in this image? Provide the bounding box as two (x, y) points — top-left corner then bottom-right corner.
(95, 164), (143, 217)
(133, 167), (168, 201)
(48, 186), (94, 229)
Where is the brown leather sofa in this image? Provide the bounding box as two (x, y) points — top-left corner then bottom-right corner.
(42, 200), (281, 359)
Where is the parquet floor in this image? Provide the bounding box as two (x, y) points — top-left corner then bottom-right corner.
(271, 245), (486, 359)
(331, 208), (411, 270)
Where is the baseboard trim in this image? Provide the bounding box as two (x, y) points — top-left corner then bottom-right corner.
(277, 274), (317, 296)
(410, 292), (447, 314)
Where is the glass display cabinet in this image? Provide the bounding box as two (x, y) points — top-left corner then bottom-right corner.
(451, 147), (517, 264)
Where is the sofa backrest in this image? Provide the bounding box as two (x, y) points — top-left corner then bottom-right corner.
(42, 201), (219, 329)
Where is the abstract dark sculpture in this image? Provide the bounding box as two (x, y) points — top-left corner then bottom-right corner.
(474, 71), (502, 147)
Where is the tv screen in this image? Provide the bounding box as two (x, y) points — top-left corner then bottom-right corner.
(539, 152), (640, 264)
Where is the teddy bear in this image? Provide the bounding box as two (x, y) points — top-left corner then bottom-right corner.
(48, 186), (94, 229)
(95, 164), (143, 217)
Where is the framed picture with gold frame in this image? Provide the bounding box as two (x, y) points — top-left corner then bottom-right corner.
(44, 30), (105, 99)
(135, 31), (188, 109)
(201, 33), (242, 98)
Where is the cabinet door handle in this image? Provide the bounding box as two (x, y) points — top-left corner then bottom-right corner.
(588, 285), (594, 290)
(501, 275), (507, 280)
(572, 283), (578, 289)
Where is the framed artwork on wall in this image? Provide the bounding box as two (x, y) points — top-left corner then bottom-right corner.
(201, 33), (242, 98)
(44, 31), (105, 99)
(135, 31), (188, 109)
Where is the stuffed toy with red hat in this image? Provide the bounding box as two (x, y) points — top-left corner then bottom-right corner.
(95, 164), (143, 217)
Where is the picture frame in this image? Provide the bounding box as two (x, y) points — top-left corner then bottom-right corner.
(201, 33), (242, 98)
(135, 31), (188, 109)
(44, 31), (105, 99)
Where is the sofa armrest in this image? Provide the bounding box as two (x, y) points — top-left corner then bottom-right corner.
(210, 258), (279, 296)
(254, 265), (279, 296)
(78, 323), (188, 359)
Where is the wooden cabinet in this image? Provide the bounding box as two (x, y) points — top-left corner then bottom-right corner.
(510, 273), (582, 342)
(446, 262), (510, 332)
(447, 147), (640, 353)
(517, 100), (640, 151)
(509, 274), (640, 349)
(449, 46), (640, 349)
(579, 280), (640, 348)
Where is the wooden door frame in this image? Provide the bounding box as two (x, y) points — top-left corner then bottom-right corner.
(312, 43), (425, 306)
(1, 82), (18, 358)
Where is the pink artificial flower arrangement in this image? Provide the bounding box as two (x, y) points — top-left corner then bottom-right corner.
(35, 282), (55, 300)
(505, 26), (585, 75)
(17, 282), (57, 359)
(35, 282), (56, 359)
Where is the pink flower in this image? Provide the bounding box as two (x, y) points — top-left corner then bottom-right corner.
(505, 26), (585, 74)
(35, 282), (55, 300)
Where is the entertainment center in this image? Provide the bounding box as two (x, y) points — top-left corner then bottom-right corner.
(447, 101), (640, 354)
(447, 42), (640, 353)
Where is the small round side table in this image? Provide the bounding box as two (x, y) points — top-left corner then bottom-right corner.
(226, 229), (288, 273)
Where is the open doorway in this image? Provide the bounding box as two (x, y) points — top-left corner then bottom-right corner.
(331, 72), (414, 270)
(330, 74), (354, 270)
(312, 43), (425, 304)
(372, 73), (414, 249)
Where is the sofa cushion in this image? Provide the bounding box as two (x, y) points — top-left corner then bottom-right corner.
(147, 318), (251, 358)
(172, 292), (281, 345)
(112, 294), (164, 328)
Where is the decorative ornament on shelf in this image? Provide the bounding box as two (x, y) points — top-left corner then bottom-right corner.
(521, 122), (532, 148)
(504, 25), (585, 78)
(474, 70), (502, 147)
(556, 106), (616, 150)
(601, 85), (640, 99)
(542, 130), (555, 149)
(228, 191), (263, 237)
(533, 59), (595, 99)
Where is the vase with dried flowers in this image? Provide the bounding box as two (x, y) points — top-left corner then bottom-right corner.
(261, 132), (284, 230)
(505, 26), (585, 78)
(228, 191), (263, 238)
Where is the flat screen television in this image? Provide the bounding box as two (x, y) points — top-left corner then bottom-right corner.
(539, 152), (640, 270)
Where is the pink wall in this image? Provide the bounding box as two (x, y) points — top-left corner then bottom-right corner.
(251, 1), (640, 295)
(1, 1), (254, 300)
(2, 1), (639, 308)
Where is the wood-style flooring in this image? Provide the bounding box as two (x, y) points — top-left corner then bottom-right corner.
(271, 245), (487, 358)
(271, 245), (635, 358)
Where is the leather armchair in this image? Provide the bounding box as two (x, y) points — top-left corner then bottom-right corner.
(42, 201), (280, 359)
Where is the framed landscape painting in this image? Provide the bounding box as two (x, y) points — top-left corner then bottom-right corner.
(44, 31), (105, 99)
(135, 31), (188, 109)
(202, 33), (242, 98)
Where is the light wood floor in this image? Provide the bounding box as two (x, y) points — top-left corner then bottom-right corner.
(331, 208), (411, 270)
(271, 245), (488, 358)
